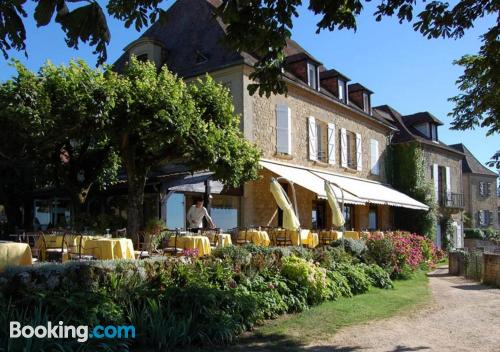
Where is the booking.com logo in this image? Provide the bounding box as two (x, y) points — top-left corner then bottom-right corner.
(10, 321), (135, 343)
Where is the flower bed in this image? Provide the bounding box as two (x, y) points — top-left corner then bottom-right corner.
(0, 234), (441, 351)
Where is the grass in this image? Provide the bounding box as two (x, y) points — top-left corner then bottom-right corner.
(223, 271), (430, 351)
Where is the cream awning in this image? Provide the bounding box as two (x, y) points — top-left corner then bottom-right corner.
(260, 160), (365, 205)
(311, 170), (429, 210)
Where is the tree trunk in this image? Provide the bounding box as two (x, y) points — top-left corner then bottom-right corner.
(126, 170), (148, 238)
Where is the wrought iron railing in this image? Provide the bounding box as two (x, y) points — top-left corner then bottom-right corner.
(439, 192), (464, 208)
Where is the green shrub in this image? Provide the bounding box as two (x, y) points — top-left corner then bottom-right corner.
(359, 263), (393, 289)
(483, 228), (500, 240)
(326, 271), (352, 298)
(335, 263), (371, 294)
(366, 237), (395, 272)
(280, 256), (332, 304)
(331, 238), (367, 259)
(464, 228), (484, 239)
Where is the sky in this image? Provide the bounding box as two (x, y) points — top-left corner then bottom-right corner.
(0, 1), (497, 171)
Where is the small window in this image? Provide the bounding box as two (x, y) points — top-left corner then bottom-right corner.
(338, 79), (345, 102)
(195, 51), (208, 64)
(307, 62), (318, 90)
(368, 206), (377, 230)
(363, 92), (370, 113)
(136, 53), (149, 62)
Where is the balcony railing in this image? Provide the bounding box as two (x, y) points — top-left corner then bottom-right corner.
(439, 192), (464, 209)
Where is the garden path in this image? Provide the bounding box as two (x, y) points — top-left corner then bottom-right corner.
(307, 267), (500, 352)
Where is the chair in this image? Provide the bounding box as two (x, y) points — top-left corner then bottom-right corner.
(134, 231), (153, 259)
(162, 230), (183, 257)
(318, 230), (334, 246)
(115, 228), (127, 238)
(274, 228), (292, 246)
(202, 228), (220, 248)
(23, 231), (43, 259)
(68, 234), (97, 261)
(41, 233), (68, 262)
(235, 227), (252, 245)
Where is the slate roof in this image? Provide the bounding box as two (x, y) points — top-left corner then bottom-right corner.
(403, 112), (444, 126)
(373, 105), (463, 156)
(449, 144), (497, 176)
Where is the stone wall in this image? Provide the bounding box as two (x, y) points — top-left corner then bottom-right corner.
(422, 145), (463, 198)
(483, 253), (500, 287)
(243, 69), (392, 183)
(464, 173), (498, 229)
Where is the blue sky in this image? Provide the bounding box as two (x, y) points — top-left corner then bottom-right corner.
(1, 1), (497, 171)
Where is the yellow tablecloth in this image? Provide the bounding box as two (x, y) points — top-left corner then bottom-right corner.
(36, 235), (102, 261)
(237, 230), (270, 247)
(216, 234), (232, 248)
(82, 238), (135, 260)
(168, 235), (211, 257)
(270, 229), (319, 248)
(344, 231), (360, 240)
(318, 230), (343, 242)
(0, 242), (32, 270)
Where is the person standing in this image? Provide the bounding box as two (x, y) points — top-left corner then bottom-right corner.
(187, 197), (215, 232)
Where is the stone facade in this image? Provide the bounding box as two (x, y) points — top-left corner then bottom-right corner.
(463, 173), (498, 229)
(483, 253), (500, 287)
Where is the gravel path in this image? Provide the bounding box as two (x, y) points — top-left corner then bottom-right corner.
(308, 268), (500, 352)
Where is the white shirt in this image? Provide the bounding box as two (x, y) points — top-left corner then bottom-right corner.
(187, 205), (213, 228)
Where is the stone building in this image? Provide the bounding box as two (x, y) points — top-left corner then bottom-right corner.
(113, 0), (429, 232)
(449, 144), (498, 229)
(373, 106), (465, 248)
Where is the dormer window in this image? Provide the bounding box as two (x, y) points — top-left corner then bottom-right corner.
(136, 53), (149, 62)
(430, 124), (438, 141)
(363, 92), (371, 114)
(195, 50), (208, 64)
(307, 62), (319, 90)
(124, 37), (166, 69)
(338, 79), (346, 103)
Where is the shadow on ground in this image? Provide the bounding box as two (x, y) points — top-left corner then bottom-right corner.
(176, 333), (431, 352)
(451, 283), (497, 291)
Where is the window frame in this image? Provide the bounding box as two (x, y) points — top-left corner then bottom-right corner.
(307, 62), (319, 91)
(362, 92), (370, 114)
(338, 79), (345, 102)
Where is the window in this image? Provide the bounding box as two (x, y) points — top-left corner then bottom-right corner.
(340, 129), (361, 170)
(370, 139), (380, 175)
(312, 200), (326, 229)
(276, 104), (291, 154)
(430, 124), (438, 141)
(308, 118), (332, 163)
(343, 205), (354, 230)
(195, 51), (208, 64)
(479, 181), (491, 197)
(307, 62), (319, 90)
(338, 79), (345, 102)
(368, 206), (377, 230)
(478, 210), (492, 227)
(363, 92), (370, 114)
(210, 195), (240, 231)
(136, 53), (149, 62)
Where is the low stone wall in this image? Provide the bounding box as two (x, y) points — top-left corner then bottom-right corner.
(449, 251), (500, 287)
(483, 253), (500, 287)
(464, 238), (500, 253)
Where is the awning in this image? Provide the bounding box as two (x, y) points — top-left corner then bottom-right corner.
(311, 170), (429, 210)
(260, 160), (365, 205)
(260, 159), (429, 211)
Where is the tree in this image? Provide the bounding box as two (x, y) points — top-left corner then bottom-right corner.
(107, 58), (261, 236)
(0, 60), (119, 230)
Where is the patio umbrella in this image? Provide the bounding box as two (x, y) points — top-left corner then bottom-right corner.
(325, 181), (345, 227)
(270, 178), (300, 230)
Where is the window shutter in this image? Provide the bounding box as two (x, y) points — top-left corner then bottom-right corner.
(432, 164), (439, 201)
(356, 133), (362, 171)
(370, 139), (379, 175)
(276, 104), (291, 154)
(308, 116), (317, 161)
(340, 128), (347, 167)
(445, 166), (451, 200)
(327, 123), (335, 165)
(487, 182), (492, 196)
(488, 210), (494, 225)
(479, 181), (485, 197)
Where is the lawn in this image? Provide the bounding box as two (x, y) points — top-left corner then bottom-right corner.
(225, 271), (430, 351)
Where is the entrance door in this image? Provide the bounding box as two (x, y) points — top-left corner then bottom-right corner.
(312, 200), (326, 230)
(166, 193), (185, 229)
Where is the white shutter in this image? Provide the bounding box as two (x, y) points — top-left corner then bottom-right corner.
(308, 116), (317, 161)
(276, 104), (291, 154)
(327, 123), (335, 165)
(340, 128), (347, 167)
(432, 164), (439, 201)
(370, 139), (379, 175)
(445, 166), (451, 201)
(355, 133), (362, 171)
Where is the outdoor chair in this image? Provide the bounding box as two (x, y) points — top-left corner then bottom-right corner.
(235, 227), (252, 245)
(318, 229), (335, 246)
(162, 230), (183, 257)
(273, 228), (292, 246)
(23, 231), (43, 260)
(201, 228), (221, 249)
(115, 228), (127, 238)
(68, 234), (98, 261)
(41, 233), (68, 262)
(134, 231), (153, 259)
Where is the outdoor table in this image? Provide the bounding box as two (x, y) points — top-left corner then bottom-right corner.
(216, 234), (232, 248)
(35, 234), (102, 261)
(270, 229), (318, 247)
(318, 230), (342, 242)
(344, 231), (360, 240)
(82, 238), (135, 260)
(360, 231), (371, 239)
(0, 241), (33, 270)
(237, 230), (270, 247)
(168, 235), (211, 257)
